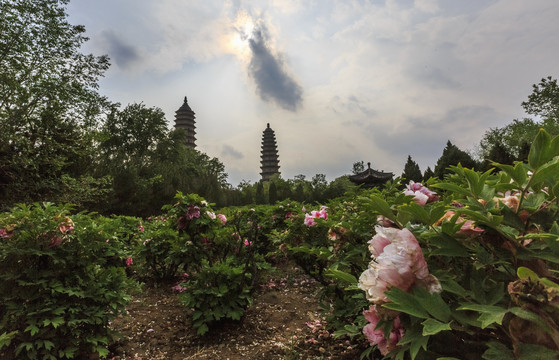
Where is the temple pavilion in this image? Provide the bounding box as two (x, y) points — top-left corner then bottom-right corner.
(260, 123), (281, 181)
(349, 162), (393, 188)
(174, 96), (196, 148)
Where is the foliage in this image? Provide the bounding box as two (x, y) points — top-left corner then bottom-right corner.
(402, 155), (423, 183)
(522, 76), (559, 121)
(479, 76), (559, 164)
(0, 203), (137, 359)
(353, 129), (559, 359)
(434, 140), (478, 178)
(0, 0), (111, 208)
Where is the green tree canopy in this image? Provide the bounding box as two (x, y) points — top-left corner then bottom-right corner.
(0, 0), (111, 207)
(434, 141), (478, 178)
(401, 155), (422, 183)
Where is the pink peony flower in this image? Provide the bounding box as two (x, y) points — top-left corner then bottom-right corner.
(48, 235), (63, 248)
(435, 211), (483, 237)
(217, 214), (227, 225)
(0, 228), (13, 239)
(138, 224), (144, 232)
(172, 284), (187, 293)
(186, 204), (201, 220)
(244, 239), (253, 246)
(58, 217), (74, 234)
(404, 181), (439, 206)
(359, 226), (436, 303)
(126, 257), (133, 266)
(362, 305), (404, 355)
(304, 213), (316, 227)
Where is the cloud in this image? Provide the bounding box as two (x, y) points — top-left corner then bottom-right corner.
(246, 22), (303, 111)
(99, 30), (142, 69)
(221, 144), (244, 159)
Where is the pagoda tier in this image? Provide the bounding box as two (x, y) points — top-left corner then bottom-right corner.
(174, 96), (196, 148)
(349, 162), (393, 188)
(260, 123), (280, 181)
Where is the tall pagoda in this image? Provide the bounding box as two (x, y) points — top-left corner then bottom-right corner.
(260, 123), (280, 181)
(174, 96), (196, 148)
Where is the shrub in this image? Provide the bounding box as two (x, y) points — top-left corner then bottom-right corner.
(0, 203), (137, 359)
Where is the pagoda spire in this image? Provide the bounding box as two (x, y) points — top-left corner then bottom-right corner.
(260, 123), (280, 181)
(174, 96), (196, 148)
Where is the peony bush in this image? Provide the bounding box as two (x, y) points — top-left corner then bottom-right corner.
(0, 203), (137, 359)
(353, 129), (559, 359)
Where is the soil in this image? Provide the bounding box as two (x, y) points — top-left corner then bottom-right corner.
(107, 262), (374, 360)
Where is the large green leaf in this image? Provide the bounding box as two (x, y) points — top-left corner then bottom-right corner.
(482, 341), (513, 360)
(457, 304), (508, 329)
(529, 129), (552, 169)
(325, 268), (358, 285)
(384, 287), (430, 318)
(421, 318), (451, 336)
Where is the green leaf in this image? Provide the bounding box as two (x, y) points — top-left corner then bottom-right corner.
(517, 266), (540, 281)
(431, 182), (470, 196)
(368, 195), (398, 224)
(384, 287), (430, 318)
(196, 323), (209, 336)
(516, 343), (559, 359)
(414, 287), (451, 322)
(457, 304), (508, 329)
(325, 268), (358, 285)
(400, 202), (430, 224)
(430, 234), (469, 257)
(421, 318), (451, 336)
(529, 129), (552, 169)
(397, 324), (428, 360)
(482, 341), (513, 360)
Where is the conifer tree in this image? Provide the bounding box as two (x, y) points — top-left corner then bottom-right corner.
(401, 155), (423, 183)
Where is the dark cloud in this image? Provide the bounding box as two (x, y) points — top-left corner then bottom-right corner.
(100, 30), (141, 69)
(221, 144), (244, 159)
(246, 23), (303, 111)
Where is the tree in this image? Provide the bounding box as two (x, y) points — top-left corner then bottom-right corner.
(255, 182), (266, 205)
(0, 0), (111, 206)
(423, 167), (435, 180)
(481, 141), (515, 172)
(522, 76), (559, 121)
(434, 141), (478, 178)
(478, 77), (559, 163)
(352, 161), (365, 175)
(268, 182), (278, 204)
(401, 155), (422, 183)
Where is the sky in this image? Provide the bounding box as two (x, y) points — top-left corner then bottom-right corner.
(66, 0), (559, 186)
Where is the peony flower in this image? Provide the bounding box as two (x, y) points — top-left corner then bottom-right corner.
(304, 213), (316, 227)
(404, 181), (439, 206)
(201, 200), (208, 206)
(206, 211), (216, 220)
(48, 235), (63, 248)
(359, 226), (436, 303)
(126, 257), (133, 266)
(362, 305), (404, 355)
(217, 214), (227, 225)
(244, 239), (253, 246)
(0, 228), (13, 239)
(186, 204), (201, 220)
(172, 284), (187, 293)
(435, 211), (483, 237)
(58, 217), (74, 234)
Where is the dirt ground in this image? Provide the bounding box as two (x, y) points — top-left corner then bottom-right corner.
(107, 263), (374, 360)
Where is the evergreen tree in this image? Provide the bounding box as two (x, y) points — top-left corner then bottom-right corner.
(434, 141), (478, 178)
(268, 181), (278, 204)
(255, 182), (266, 204)
(401, 155), (423, 183)
(423, 167), (435, 181)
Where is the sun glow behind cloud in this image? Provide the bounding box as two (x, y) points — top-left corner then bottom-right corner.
(67, 0), (559, 185)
